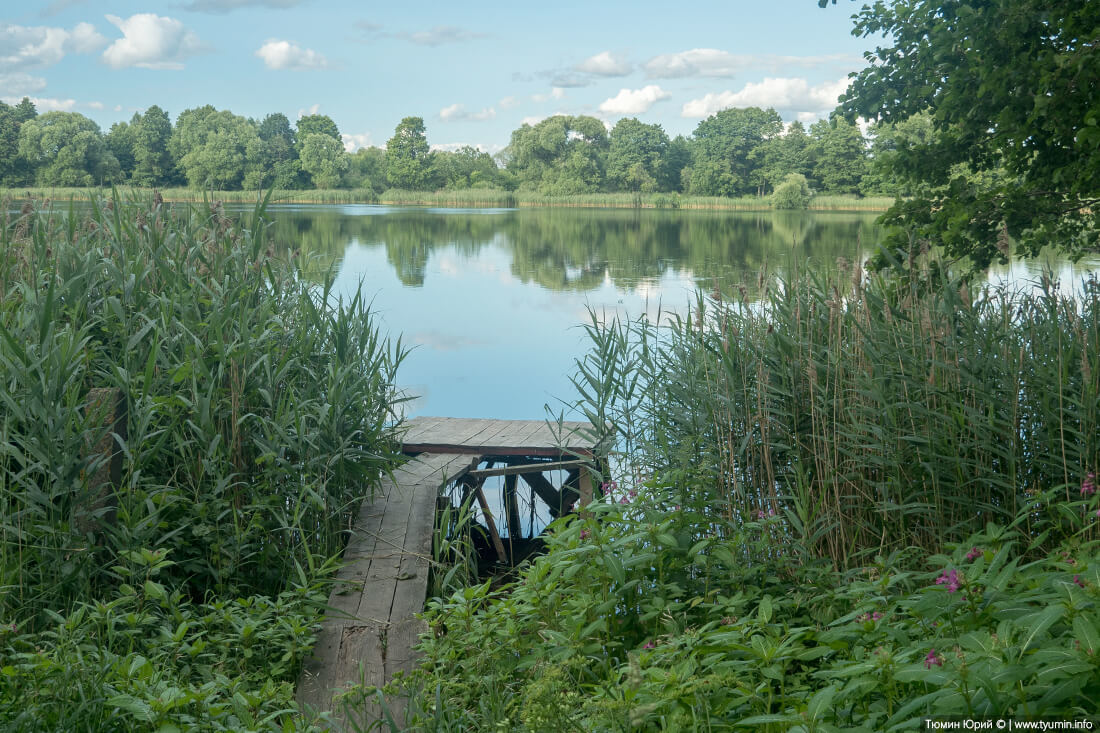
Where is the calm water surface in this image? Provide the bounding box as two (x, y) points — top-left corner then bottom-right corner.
(263, 204), (1097, 420)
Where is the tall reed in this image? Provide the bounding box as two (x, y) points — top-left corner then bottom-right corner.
(574, 268), (1100, 569)
(0, 190), (406, 629)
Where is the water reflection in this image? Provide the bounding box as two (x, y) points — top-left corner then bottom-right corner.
(259, 205), (883, 418)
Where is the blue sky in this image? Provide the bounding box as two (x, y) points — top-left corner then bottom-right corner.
(1, 0), (877, 153)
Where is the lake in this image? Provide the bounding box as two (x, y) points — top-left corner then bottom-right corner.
(262, 204), (1097, 420)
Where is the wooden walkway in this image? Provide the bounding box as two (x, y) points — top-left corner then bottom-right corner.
(296, 417), (597, 731)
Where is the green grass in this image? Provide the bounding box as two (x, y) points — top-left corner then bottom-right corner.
(3, 186), (895, 212)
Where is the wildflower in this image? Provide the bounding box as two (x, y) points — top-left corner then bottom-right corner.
(965, 547), (982, 561)
(1083, 472), (1097, 497)
(935, 568), (961, 593)
(643, 641), (656, 650)
(757, 510), (766, 520)
(768, 508), (776, 517)
(720, 616), (735, 625)
(580, 529), (590, 540)
(872, 611), (882, 621)
(1074, 575), (1086, 588)
(924, 649), (943, 669)
(619, 495), (630, 505)
(628, 489), (638, 499)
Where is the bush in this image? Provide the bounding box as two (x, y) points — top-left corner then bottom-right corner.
(771, 172), (813, 209)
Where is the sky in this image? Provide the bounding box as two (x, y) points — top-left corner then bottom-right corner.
(1, 0), (878, 154)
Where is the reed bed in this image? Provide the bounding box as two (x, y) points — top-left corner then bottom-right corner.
(575, 268), (1100, 569)
(0, 190), (405, 629)
(4, 187), (894, 212)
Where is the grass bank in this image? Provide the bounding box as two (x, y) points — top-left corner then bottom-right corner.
(403, 269), (1100, 728)
(2, 186), (894, 212)
(0, 192), (405, 729)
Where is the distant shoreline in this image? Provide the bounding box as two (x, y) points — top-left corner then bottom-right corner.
(1, 187), (894, 213)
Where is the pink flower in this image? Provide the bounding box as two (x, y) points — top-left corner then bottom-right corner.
(580, 529), (591, 540)
(935, 569), (961, 593)
(1074, 574), (1086, 588)
(872, 611), (882, 621)
(1082, 473), (1097, 497)
(628, 489), (638, 499)
(619, 495), (630, 504)
(756, 510), (766, 520)
(966, 547), (982, 561)
(924, 649), (943, 669)
(643, 641), (655, 650)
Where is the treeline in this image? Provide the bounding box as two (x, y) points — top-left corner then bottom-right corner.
(1, 97), (915, 198)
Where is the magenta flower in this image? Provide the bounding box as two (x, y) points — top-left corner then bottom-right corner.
(643, 641), (655, 650)
(966, 547), (982, 561)
(935, 569), (961, 593)
(1074, 574), (1086, 588)
(580, 529), (590, 540)
(619, 495), (630, 504)
(924, 649), (943, 669)
(1082, 472), (1097, 497)
(873, 611), (882, 620)
(756, 510), (766, 520)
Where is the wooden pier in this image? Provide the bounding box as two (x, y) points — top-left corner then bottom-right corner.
(296, 416), (599, 730)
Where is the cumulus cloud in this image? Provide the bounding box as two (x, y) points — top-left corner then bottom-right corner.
(0, 95), (76, 111)
(255, 39), (328, 70)
(532, 87), (565, 103)
(438, 103), (495, 122)
(498, 95), (520, 109)
(646, 49), (860, 79)
(598, 85), (671, 116)
(681, 77), (850, 118)
(296, 103), (320, 118)
(575, 51), (631, 76)
(0, 72), (47, 95)
(182, 0), (306, 12)
(341, 132), (373, 153)
(0, 21), (107, 70)
(520, 115), (547, 127)
(86, 100), (103, 109)
(102, 14), (202, 70)
(392, 25), (484, 45)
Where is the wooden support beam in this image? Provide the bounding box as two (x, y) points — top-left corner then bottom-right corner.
(521, 471), (565, 517)
(466, 458), (591, 480)
(468, 477), (508, 564)
(76, 387), (127, 535)
(504, 473), (521, 540)
(578, 465), (594, 507)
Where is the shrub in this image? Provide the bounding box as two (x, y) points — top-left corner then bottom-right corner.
(771, 172), (813, 209)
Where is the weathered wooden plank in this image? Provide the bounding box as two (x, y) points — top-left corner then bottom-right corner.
(401, 417), (597, 456)
(521, 471), (566, 517)
(503, 473), (521, 540)
(383, 617), (429, 727)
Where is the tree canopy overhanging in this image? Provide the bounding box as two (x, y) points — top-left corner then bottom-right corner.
(829, 0), (1100, 269)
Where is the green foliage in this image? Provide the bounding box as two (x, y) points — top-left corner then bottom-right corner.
(841, 0), (1100, 269)
(299, 132), (349, 189)
(505, 115), (609, 195)
(0, 98), (37, 186)
(689, 107), (784, 196)
(808, 117), (867, 195)
(385, 117), (436, 191)
(18, 111), (121, 186)
(131, 105), (174, 187)
(0, 548), (329, 731)
(607, 118), (670, 193)
(1, 193), (405, 629)
(770, 173), (812, 209)
(169, 106), (262, 189)
(403, 272), (1100, 728)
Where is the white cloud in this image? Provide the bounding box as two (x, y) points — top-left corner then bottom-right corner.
(342, 132), (373, 153)
(532, 87), (566, 103)
(575, 51), (631, 76)
(438, 103), (496, 122)
(0, 22), (106, 71)
(598, 85), (671, 116)
(0, 95), (76, 111)
(430, 141), (503, 154)
(391, 25), (485, 46)
(102, 14), (202, 70)
(0, 72), (47, 95)
(646, 49), (861, 79)
(296, 103), (320, 118)
(498, 95), (520, 109)
(520, 115), (546, 127)
(86, 100), (103, 109)
(255, 39), (328, 70)
(183, 0), (305, 12)
(681, 77), (850, 118)
(796, 111), (818, 125)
